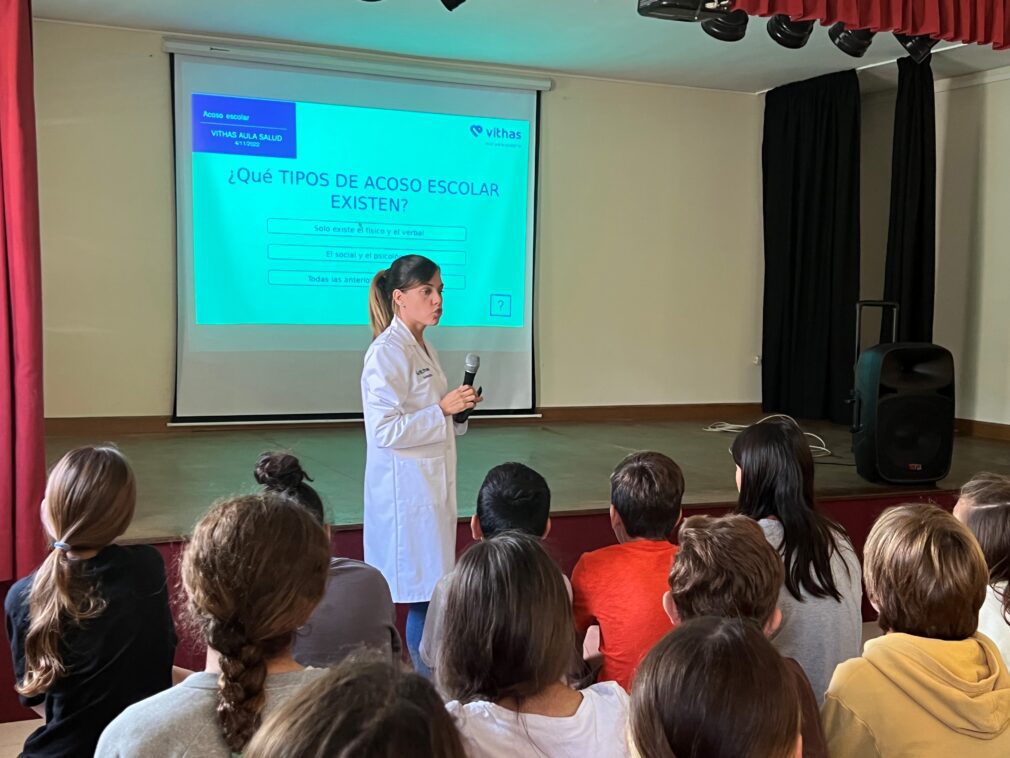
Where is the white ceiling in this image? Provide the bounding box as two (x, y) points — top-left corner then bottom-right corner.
(33, 0), (1010, 93)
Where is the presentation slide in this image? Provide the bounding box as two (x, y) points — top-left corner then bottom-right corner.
(192, 93), (529, 328)
(172, 55), (538, 419)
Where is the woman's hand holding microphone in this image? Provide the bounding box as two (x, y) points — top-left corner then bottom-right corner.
(439, 385), (483, 417)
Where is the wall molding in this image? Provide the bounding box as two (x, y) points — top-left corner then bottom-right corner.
(536, 403), (761, 423)
(45, 403), (765, 437)
(955, 417), (1010, 442)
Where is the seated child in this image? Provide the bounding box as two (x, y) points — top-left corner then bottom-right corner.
(96, 493), (331, 757)
(664, 514), (826, 757)
(572, 451), (683, 690)
(244, 656), (466, 758)
(4, 446), (176, 757)
(954, 471), (1010, 665)
(822, 504), (1010, 756)
(420, 462), (561, 670)
(255, 452), (401, 665)
(631, 616), (802, 758)
(440, 532), (631, 757)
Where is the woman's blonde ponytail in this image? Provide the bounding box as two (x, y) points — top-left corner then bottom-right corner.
(368, 269), (393, 338)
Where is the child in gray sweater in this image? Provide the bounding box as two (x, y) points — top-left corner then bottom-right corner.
(97, 492), (332, 757)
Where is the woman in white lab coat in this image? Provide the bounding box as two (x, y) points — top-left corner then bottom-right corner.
(362, 254), (480, 676)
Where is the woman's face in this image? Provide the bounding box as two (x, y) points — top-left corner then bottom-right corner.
(735, 464), (743, 493)
(395, 271), (444, 328)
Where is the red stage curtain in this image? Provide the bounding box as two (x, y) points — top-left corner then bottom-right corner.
(732, 0), (1010, 49)
(0, 0), (46, 583)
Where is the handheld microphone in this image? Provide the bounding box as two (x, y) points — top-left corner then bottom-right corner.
(454, 353), (480, 424)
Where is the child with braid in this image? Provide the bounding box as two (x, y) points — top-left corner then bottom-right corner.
(96, 493), (331, 756)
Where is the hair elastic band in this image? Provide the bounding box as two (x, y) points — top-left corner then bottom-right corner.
(52, 541), (71, 552)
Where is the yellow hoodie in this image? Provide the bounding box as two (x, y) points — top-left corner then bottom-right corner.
(822, 632), (1010, 757)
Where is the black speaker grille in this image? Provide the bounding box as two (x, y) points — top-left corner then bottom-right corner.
(875, 395), (953, 482)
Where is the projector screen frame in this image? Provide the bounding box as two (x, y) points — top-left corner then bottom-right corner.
(168, 51), (542, 423)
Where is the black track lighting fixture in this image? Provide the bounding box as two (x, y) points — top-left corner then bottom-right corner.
(894, 32), (939, 63)
(638, 0), (734, 24)
(639, 1), (748, 41)
(441, 0), (466, 9)
(701, 9), (749, 42)
(766, 15), (814, 49)
(829, 22), (876, 57)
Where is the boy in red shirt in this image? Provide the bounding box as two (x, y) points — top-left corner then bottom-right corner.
(572, 451), (683, 690)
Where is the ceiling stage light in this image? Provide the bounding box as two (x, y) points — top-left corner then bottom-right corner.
(829, 22), (876, 57)
(894, 33), (939, 64)
(637, 0), (734, 23)
(701, 10), (749, 42)
(766, 15), (814, 49)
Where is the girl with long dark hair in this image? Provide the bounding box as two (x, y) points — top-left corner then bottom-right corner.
(732, 417), (862, 702)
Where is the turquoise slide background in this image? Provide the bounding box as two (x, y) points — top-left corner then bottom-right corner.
(192, 97), (531, 327)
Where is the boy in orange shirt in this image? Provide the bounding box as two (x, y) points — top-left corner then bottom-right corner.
(572, 451), (683, 690)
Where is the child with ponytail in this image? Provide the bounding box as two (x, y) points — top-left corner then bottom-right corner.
(4, 445), (176, 757)
(96, 492), (331, 756)
(254, 451), (400, 665)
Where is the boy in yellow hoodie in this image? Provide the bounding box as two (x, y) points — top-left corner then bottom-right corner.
(822, 504), (1010, 757)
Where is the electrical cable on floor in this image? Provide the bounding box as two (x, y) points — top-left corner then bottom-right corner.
(703, 413), (839, 460)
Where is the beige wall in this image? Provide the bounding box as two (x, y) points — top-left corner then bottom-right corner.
(861, 71), (1010, 425)
(536, 77), (763, 406)
(35, 21), (176, 417)
(34, 20), (765, 417)
(934, 74), (1010, 425)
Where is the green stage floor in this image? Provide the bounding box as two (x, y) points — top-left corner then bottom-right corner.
(45, 419), (1010, 542)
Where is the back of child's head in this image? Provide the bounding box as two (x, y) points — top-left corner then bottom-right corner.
(244, 656), (467, 758)
(866, 503), (988, 640)
(957, 472), (1010, 584)
(16, 445), (137, 697)
(731, 416), (849, 603)
(437, 531), (577, 703)
(475, 462), (551, 538)
(610, 451), (684, 539)
(254, 451), (325, 525)
(668, 514), (784, 627)
(631, 616), (801, 758)
(183, 492), (331, 752)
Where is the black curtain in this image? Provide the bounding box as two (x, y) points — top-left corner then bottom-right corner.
(761, 70), (861, 425)
(881, 56), (936, 343)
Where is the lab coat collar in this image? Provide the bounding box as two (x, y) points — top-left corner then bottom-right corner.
(390, 316), (434, 365)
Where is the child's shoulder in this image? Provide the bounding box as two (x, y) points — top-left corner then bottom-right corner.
(574, 541), (647, 573)
(4, 572), (35, 620)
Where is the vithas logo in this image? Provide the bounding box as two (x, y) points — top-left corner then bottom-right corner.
(469, 123), (523, 140)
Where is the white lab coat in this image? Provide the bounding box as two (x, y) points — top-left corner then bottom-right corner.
(361, 316), (466, 604)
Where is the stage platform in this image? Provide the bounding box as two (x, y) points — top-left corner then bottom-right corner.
(45, 416), (1010, 542)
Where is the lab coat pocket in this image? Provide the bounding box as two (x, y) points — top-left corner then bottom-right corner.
(394, 454), (449, 515)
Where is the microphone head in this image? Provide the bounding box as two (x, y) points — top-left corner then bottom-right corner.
(464, 353), (481, 372)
